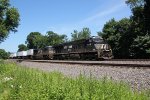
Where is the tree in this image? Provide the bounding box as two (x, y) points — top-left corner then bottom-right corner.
(71, 27), (91, 41)
(71, 30), (80, 41)
(18, 44), (28, 51)
(99, 18), (132, 58)
(0, 49), (9, 59)
(46, 31), (67, 45)
(80, 27), (91, 39)
(144, 0), (150, 34)
(126, 0), (144, 8)
(126, 0), (150, 58)
(26, 31), (67, 49)
(126, 0), (150, 35)
(99, 0), (150, 58)
(26, 32), (45, 49)
(0, 0), (20, 43)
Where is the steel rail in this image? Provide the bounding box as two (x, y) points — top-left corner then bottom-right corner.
(15, 59), (150, 68)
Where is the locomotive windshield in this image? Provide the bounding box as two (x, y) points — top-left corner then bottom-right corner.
(92, 36), (104, 43)
(44, 46), (53, 51)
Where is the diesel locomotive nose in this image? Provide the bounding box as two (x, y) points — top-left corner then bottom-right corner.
(94, 44), (113, 59)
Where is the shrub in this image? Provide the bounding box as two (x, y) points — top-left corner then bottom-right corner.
(0, 49), (9, 59)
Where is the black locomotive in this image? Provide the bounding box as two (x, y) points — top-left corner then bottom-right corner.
(53, 36), (113, 60)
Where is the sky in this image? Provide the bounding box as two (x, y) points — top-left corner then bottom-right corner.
(0, 0), (131, 52)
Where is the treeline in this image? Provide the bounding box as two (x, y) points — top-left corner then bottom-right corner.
(18, 27), (91, 51)
(98, 0), (150, 59)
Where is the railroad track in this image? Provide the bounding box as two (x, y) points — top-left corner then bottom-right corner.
(14, 59), (150, 68)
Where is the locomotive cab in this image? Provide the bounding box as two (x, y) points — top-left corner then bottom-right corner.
(33, 49), (43, 59)
(91, 36), (113, 59)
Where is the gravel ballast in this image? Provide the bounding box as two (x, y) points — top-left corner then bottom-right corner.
(16, 61), (150, 91)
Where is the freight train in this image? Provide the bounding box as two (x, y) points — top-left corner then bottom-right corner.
(10, 36), (113, 60)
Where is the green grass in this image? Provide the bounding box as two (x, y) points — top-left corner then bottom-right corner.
(0, 60), (149, 100)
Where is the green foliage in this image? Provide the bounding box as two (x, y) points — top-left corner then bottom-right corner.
(71, 27), (91, 41)
(0, 49), (9, 59)
(99, 18), (133, 58)
(130, 35), (150, 58)
(0, 0), (20, 43)
(80, 28), (91, 39)
(99, 0), (150, 58)
(126, 0), (144, 8)
(26, 32), (46, 49)
(0, 61), (149, 100)
(18, 44), (28, 51)
(126, 0), (150, 58)
(46, 31), (67, 45)
(26, 31), (67, 49)
(144, 0), (150, 34)
(71, 30), (79, 41)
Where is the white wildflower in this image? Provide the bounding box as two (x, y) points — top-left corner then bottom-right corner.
(10, 85), (14, 88)
(4, 77), (13, 82)
(19, 85), (22, 89)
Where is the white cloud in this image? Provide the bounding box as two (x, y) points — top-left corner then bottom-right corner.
(41, 0), (128, 38)
(82, 2), (126, 24)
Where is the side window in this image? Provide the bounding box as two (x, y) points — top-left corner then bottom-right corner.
(68, 45), (72, 49)
(68, 45), (72, 52)
(64, 46), (67, 49)
(100, 44), (104, 49)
